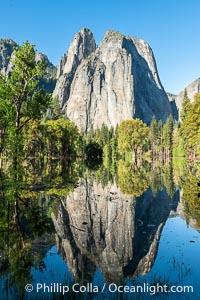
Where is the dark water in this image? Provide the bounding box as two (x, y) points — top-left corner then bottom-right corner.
(0, 160), (200, 299)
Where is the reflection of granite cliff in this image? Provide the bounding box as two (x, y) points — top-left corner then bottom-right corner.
(52, 179), (178, 283)
(124, 188), (179, 277)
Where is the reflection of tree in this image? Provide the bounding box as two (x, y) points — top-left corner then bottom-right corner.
(21, 158), (80, 193)
(163, 162), (175, 198)
(84, 141), (103, 170)
(85, 164), (115, 188)
(0, 159), (79, 298)
(149, 160), (175, 198)
(118, 160), (149, 196)
(181, 163), (200, 228)
(149, 163), (163, 196)
(0, 170), (54, 297)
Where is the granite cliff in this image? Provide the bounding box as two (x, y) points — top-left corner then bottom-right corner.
(2, 32), (199, 127)
(54, 29), (172, 132)
(53, 28), (96, 108)
(0, 39), (17, 75)
(0, 38), (57, 93)
(169, 78), (200, 118)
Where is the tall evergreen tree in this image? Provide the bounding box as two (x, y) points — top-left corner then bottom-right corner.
(163, 114), (174, 157)
(180, 89), (191, 122)
(181, 93), (200, 156)
(149, 116), (158, 155)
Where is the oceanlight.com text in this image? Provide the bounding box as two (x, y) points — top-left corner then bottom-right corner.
(25, 282), (194, 296)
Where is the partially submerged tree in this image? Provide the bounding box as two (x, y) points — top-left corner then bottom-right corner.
(118, 119), (149, 156)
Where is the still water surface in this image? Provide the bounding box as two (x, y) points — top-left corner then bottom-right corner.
(0, 161), (200, 299)
(28, 217), (200, 300)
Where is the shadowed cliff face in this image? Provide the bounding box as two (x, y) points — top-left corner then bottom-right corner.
(51, 178), (179, 283)
(54, 29), (172, 132)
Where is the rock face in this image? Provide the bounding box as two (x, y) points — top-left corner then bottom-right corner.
(0, 39), (17, 74)
(53, 28), (96, 107)
(0, 39), (57, 93)
(55, 29), (172, 132)
(176, 78), (200, 113)
(35, 52), (57, 93)
(51, 178), (178, 283)
(167, 92), (179, 121)
(167, 78), (200, 119)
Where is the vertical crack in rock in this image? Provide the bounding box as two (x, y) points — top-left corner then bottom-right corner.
(57, 29), (172, 132)
(53, 28), (96, 108)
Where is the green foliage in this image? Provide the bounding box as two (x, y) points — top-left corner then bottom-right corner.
(118, 159), (149, 196)
(172, 127), (186, 157)
(43, 96), (63, 121)
(84, 141), (103, 169)
(84, 124), (118, 171)
(163, 114), (174, 148)
(118, 119), (149, 155)
(0, 184), (53, 293)
(180, 89), (191, 122)
(149, 116), (158, 156)
(149, 116), (158, 143)
(0, 152), (81, 294)
(22, 119), (44, 157)
(180, 93), (200, 156)
(149, 163), (164, 196)
(95, 123), (111, 146)
(149, 117), (164, 156)
(22, 117), (81, 160)
(181, 163), (200, 228)
(0, 41), (51, 161)
(0, 41), (51, 127)
(42, 117), (80, 158)
(163, 163), (175, 198)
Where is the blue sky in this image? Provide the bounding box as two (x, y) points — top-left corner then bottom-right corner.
(1, 0), (200, 94)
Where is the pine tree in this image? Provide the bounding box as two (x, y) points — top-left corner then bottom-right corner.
(180, 89), (191, 122)
(149, 116), (158, 156)
(181, 93), (200, 156)
(163, 115), (174, 158)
